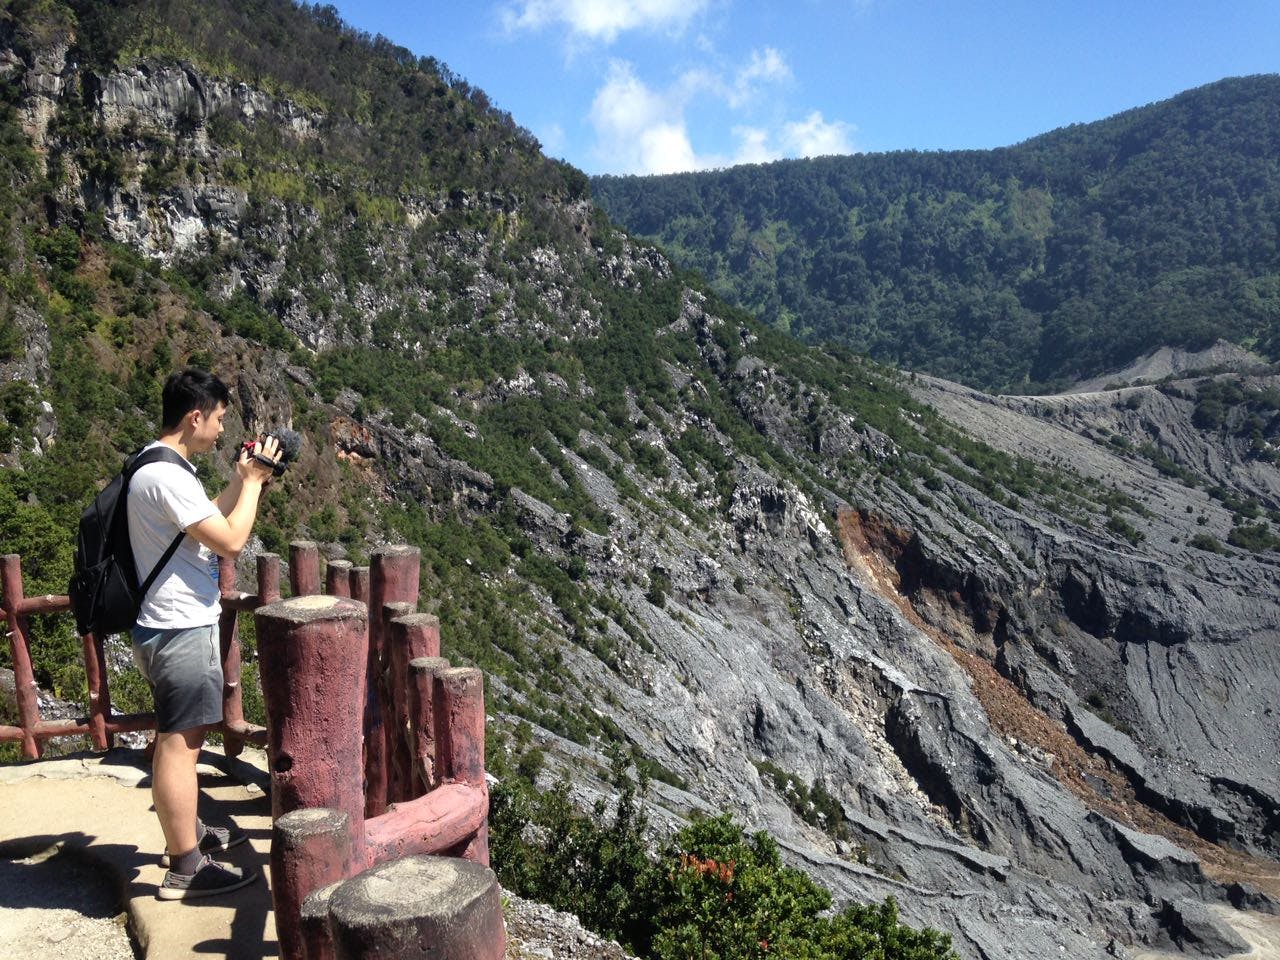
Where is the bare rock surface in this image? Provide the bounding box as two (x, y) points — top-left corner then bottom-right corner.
(504, 895), (637, 960)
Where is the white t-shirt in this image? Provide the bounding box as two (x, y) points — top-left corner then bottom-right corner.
(127, 442), (221, 629)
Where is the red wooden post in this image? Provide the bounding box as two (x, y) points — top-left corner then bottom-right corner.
(258, 553), (283, 604)
(395, 613), (440, 662)
(436, 668), (485, 788)
(272, 807), (355, 960)
(327, 855), (505, 960)
(389, 614), (440, 799)
(290, 541), (322, 597)
(80, 631), (110, 751)
(301, 880), (344, 960)
(455, 822), (492, 868)
(407, 656), (449, 795)
(326, 559), (353, 598)
(437, 666), (489, 867)
(364, 547), (420, 817)
(436, 667), (489, 866)
(255, 595), (369, 862)
(349, 566), (370, 606)
(1, 555), (42, 758)
(218, 558), (248, 759)
(382, 602), (415, 804)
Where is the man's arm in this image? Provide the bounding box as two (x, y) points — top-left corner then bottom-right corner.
(212, 474), (243, 516)
(187, 478), (264, 558)
(187, 438), (279, 558)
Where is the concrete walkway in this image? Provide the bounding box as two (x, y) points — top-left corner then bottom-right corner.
(0, 746), (277, 959)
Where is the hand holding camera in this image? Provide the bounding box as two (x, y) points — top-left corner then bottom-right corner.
(238, 427), (302, 482)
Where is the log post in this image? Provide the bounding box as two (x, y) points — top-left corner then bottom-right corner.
(290, 541), (322, 597)
(0, 555), (41, 758)
(348, 566), (370, 606)
(395, 613), (440, 662)
(258, 553), (282, 604)
(326, 559), (353, 598)
(389, 615), (440, 799)
(435, 667), (489, 866)
(327, 855), (505, 960)
(81, 631), (110, 751)
(300, 880), (344, 960)
(435, 668), (486, 788)
(218, 558), (247, 759)
(382, 602), (414, 804)
(407, 656), (450, 795)
(364, 547), (420, 817)
(272, 808), (354, 960)
(255, 595), (368, 861)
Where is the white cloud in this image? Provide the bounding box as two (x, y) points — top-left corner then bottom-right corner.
(731, 47), (791, 107)
(781, 111), (856, 157)
(589, 61), (699, 174)
(588, 62), (856, 174)
(503, 0), (710, 43)
(729, 126), (778, 165)
(677, 48), (792, 109)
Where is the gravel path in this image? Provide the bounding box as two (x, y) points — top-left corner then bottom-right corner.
(0, 842), (137, 960)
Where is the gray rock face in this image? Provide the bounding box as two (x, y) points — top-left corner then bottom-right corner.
(94, 64), (324, 141)
(1152, 899), (1252, 957)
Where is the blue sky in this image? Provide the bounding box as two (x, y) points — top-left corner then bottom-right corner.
(327, 1), (1280, 176)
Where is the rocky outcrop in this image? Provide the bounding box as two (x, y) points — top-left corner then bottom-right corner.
(93, 63), (324, 140)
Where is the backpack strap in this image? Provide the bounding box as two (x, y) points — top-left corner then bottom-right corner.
(125, 446), (202, 600)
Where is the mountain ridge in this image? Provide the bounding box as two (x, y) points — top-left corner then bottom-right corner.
(592, 74), (1280, 392)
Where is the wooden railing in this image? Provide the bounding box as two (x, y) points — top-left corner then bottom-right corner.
(0, 551), (291, 756)
(2, 542), (501, 959)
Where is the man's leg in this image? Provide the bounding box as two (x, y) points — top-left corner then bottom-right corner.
(152, 721), (258, 900)
(152, 724), (209, 862)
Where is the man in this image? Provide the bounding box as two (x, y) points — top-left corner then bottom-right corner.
(128, 367), (280, 899)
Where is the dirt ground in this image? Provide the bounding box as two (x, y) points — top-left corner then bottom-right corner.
(0, 842), (137, 960)
(0, 747), (275, 960)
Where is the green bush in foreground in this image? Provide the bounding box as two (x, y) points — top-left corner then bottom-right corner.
(488, 752), (957, 960)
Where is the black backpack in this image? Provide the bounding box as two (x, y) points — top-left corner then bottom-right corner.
(69, 446), (197, 636)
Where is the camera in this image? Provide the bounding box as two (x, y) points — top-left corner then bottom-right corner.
(241, 427), (302, 477)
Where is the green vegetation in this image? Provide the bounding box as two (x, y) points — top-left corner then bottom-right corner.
(1190, 377), (1280, 460)
(40, 0), (583, 203)
(1188, 533), (1227, 553)
(1227, 522), (1280, 552)
(594, 76), (1280, 393)
(753, 759), (852, 841)
(488, 750), (957, 960)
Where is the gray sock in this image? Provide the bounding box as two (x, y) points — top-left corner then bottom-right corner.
(172, 846), (204, 876)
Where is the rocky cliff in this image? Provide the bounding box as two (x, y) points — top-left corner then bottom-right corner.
(1, 8), (1278, 959)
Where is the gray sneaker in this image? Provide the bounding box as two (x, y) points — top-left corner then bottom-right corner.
(157, 856), (258, 901)
(161, 824), (249, 867)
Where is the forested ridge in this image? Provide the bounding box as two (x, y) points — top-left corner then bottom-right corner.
(592, 76), (1280, 392)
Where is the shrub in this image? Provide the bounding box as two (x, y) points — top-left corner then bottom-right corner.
(640, 813), (957, 960)
(488, 752), (957, 960)
(1106, 513), (1144, 545)
(1228, 522), (1280, 553)
(1188, 533), (1226, 553)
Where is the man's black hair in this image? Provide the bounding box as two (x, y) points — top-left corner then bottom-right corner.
(161, 368), (231, 430)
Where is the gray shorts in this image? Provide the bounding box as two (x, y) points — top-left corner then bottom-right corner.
(132, 623), (224, 734)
